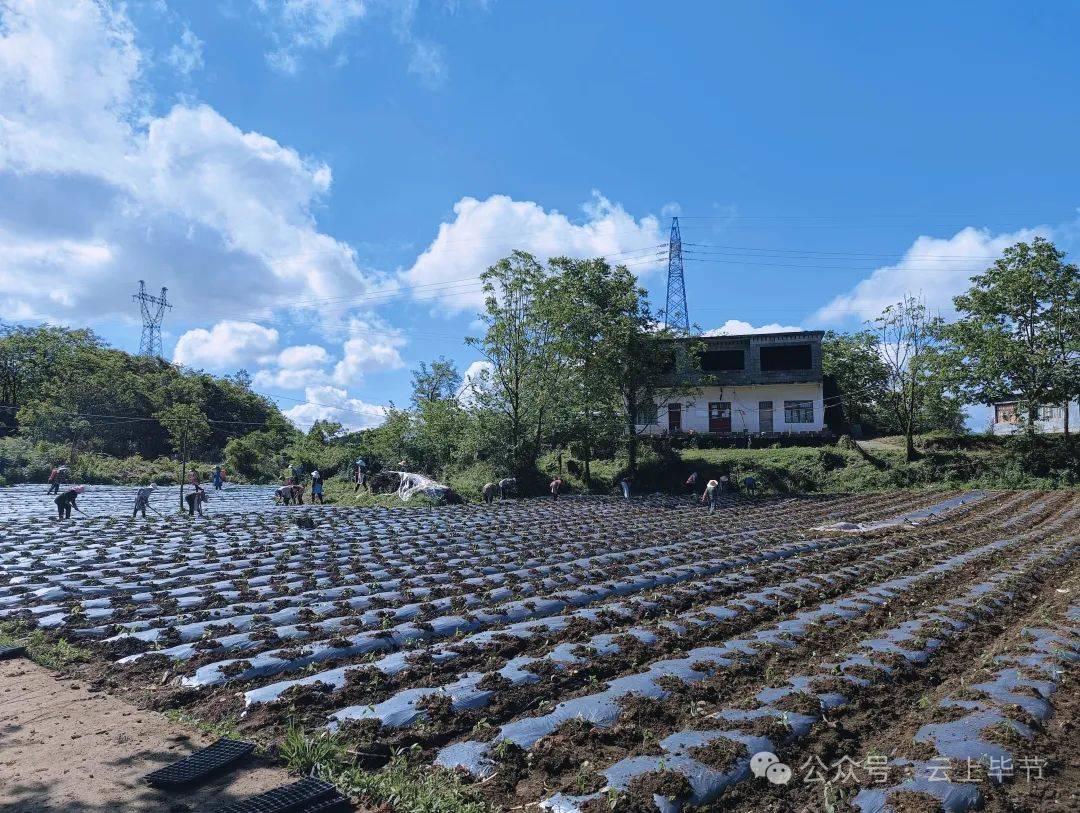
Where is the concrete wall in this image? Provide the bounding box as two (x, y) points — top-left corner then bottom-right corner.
(992, 400), (1080, 435)
(636, 383), (825, 435)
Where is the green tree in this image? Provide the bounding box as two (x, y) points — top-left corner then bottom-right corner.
(156, 403), (212, 509)
(821, 330), (890, 434)
(946, 237), (1079, 441)
(873, 296), (946, 461)
(466, 251), (565, 479)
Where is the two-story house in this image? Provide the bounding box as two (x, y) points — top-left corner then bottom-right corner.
(635, 330), (827, 436)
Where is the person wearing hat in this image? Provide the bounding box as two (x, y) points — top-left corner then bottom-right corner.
(701, 479), (720, 514)
(310, 469), (324, 504)
(133, 483), (157, 518)
(55, 485), (85, 519)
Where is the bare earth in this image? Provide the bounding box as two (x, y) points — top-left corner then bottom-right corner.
(0, 658), (295, 813)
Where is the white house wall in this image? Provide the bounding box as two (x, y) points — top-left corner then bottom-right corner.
(992, 400), (1080, 436)
(637, 383), (825, 435)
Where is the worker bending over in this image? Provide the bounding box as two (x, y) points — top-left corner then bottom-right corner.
(55, 485), (85, 520)
(133, 483), (156, 518)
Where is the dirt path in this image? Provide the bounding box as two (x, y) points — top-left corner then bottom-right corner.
(0, 658), (297, 812)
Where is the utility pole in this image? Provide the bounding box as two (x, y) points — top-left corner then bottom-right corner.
(132, 280), (171, 358)
(663, 217), (689, 334)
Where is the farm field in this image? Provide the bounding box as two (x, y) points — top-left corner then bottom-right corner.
(0, 489), (1077, 812)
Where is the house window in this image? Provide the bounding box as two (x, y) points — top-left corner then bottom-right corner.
(760, 343), (812, 371)
(668, 403), (682, 431)
(635, 402), (658, 425)
(784, 400), (814, 424)
(1037, 405), (1063, 421)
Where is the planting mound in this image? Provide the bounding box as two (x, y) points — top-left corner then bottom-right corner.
(0, 487), (1076, 813)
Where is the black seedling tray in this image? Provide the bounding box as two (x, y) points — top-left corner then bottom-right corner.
(212, 777), (345, 813)
(0, 645), (26, 660)
(143, 738), (254, 788)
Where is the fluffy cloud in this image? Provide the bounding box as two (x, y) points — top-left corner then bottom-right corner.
(814, 225), (1048, 323)
(277, 344), (330, 369)
(0, 0), (377, 328)
(173, 321), (279, 370)
(247, 321), (405, 391)
(457, 359), (493, 405)
(402, 192), (665, 313)
(332, 318), (406, 386)
(283, 384), (387, 431)
(703, 320), (803, 336)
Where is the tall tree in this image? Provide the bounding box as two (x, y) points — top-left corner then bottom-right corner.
(156, 402), (212, 509)
(873, 296), (945, 461)
(466, 251), (564, 479)
(411, 357), (462, 406)
(946, 238), (1080, 441)
(821, 330), (890, 433)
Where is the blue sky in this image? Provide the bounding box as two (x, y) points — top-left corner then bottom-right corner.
(2, 1), (1078, 430)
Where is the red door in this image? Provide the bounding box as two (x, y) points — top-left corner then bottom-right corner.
(668, 403), (682, 432)
(708, 402), (731, 433)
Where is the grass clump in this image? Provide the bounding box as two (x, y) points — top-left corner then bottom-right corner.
(0, 621), (91, 669)
(278, 728), (493, 813)
(337, 755), (493, 813)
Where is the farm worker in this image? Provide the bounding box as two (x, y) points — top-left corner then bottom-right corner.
(620, 474), (634, 499)
(354, 458), (367, 492)
(684, 471), (698, 494)
(55, 485), (85, 520)
(702, 479), (720, 513)
(743, 476), (758, 496)
(482, 482), (497, 504)
(275, 484), (295, 505)
(212, 465), (223, 490)
(718, 475), (730, 494)
(549, 477), (563, 501)
(188, 469), (200, 486)
(291, 464), (304, 484)
(311, 470), (324, 504)
(397, 459), (408, 471)
(47, 464), (61, 495)
(133, 483), (156, 518)
(185, 482), (207, 516)
(498, 477), (516, 499)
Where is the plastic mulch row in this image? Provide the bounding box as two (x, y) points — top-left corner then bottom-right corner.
(212, 777), (350, 813)
(143, 738), (255, 788)
(0, 645), (26, 660)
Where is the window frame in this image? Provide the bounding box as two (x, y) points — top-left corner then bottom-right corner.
(784, 399), (815, 424)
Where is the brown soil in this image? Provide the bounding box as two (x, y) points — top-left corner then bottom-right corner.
(0, 658), (299, 813)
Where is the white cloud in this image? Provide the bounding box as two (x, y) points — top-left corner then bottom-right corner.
(332, 317), (406, 385)
(0, 0), (379, 328)
(253, 366), (328, 389)
(252, 343), (330, 388)
(256, 0), (450, 85)
(704, 320), (803, 336)
(814, 225), (1048, 323)
(660, 201), (681, 218)
(283, 384), (387, 431)
(277, 344), (329, 369)
(173, 320), (279, 370)
(166, 25), (204, 75)
(402, 191), (665, 313)
(457, 359), (492, 405)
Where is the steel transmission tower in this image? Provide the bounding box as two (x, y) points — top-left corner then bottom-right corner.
(132, 280), (171, 358)
(663, 216), (689, 334)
